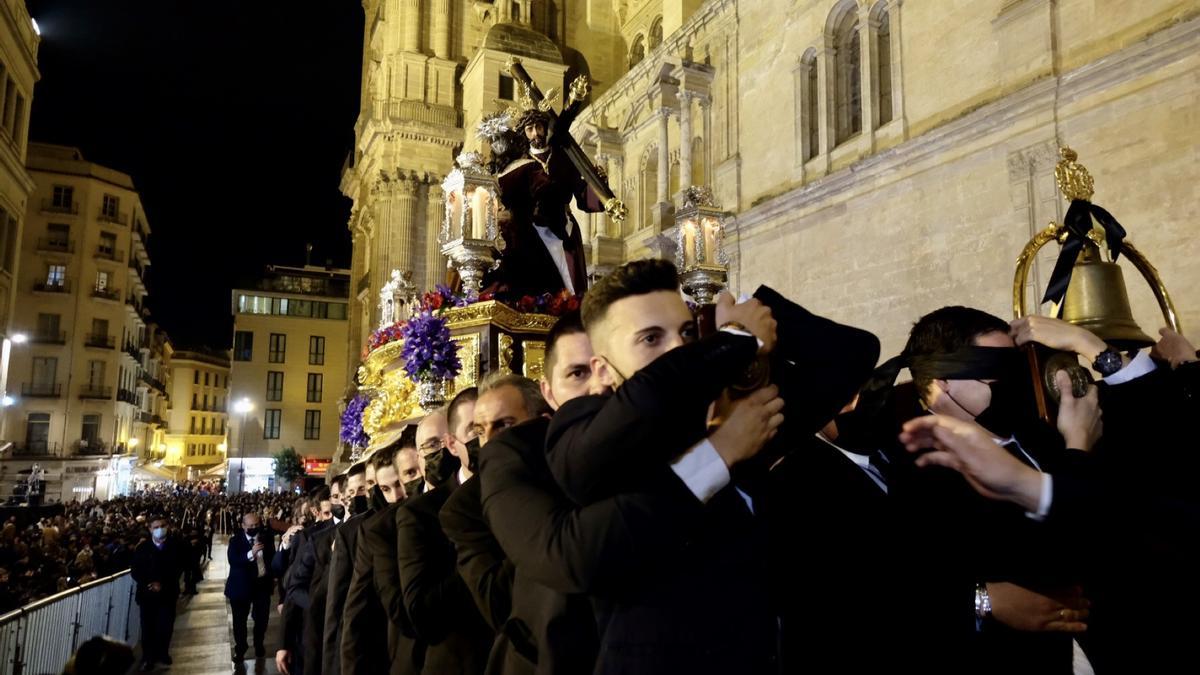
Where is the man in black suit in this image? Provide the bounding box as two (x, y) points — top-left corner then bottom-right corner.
(545, 260), (788, 675)
(442, 376), (550, 660)
(396, 394), (493, 675)
(225, 511), (276, 662)
(342, 434), (421, 675)
(485, 106), (603, 300)
(322, 461), (376, 675)
(276, 487), (335, 675)
(130, 514), (182, 672)
(301, 474), (347, 674)
(480, 311), (715, 674)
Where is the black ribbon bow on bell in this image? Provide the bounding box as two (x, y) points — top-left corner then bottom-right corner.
(1040, 199), (1127, 314)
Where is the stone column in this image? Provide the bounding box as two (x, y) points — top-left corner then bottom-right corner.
(678, 91), (694, 191)
(392, 175), (419, 277)
(402, 0), (421, 53)
(656, 108), (670, 205)
(700, 95), (712, 184)
(886, 0), (906, 130)
(858, 3), (876, 142)
(425, 181), (445, 291)
(818, 44), (834, 158)
(433, 0), (450, 59)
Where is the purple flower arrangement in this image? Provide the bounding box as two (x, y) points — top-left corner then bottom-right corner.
(340, 394), (371, 448)
(400, 312), (462, 382)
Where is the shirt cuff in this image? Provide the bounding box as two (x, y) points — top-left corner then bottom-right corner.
(720, 326), (764, 350)
(669, 439), (731, 504)
(1102, 350), (1155, 385)
(246, 550), (256, 561)
(1025, 474), (1053, 521)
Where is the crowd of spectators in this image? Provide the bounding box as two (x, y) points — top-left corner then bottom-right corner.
(0, 481), (297, 614)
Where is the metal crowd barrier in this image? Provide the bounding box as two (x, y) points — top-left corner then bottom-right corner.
(0, 570), (140, 675)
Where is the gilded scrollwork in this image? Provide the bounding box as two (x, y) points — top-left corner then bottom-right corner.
(523, 340), (546, 381)
(498, 333), (514, 374)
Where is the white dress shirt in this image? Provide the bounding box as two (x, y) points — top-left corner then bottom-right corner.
(532, 221), (575, 295)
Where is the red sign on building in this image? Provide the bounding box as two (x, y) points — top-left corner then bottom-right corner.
(304, 458), (332, 476)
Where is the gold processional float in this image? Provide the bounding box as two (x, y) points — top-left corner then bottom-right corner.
(1013, 147), (1180, 420)
(346, 59), (732, 459)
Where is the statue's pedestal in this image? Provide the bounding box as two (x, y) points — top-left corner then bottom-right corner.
(357, 301), (557, 451)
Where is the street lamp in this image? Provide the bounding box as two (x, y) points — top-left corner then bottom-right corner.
(9, 333), (26, 345)
(233, 398), (253, 493)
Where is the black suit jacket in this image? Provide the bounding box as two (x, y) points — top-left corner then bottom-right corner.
(302, 522), (338, 674)
(396, 480), (493, 675)
(441, 475), (514, 633)
(342, 503), (414, 675)
(224, 531), (276, 601)
(322, 511), (374, 675)
(131, 538), (183, 604)
(481, 418), (706, 675)
(544, 335), (777, 675)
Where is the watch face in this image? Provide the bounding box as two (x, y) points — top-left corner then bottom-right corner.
(1095, 349), (1122, 376)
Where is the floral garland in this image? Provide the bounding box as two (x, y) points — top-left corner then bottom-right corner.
(400, 312), (462, 382)
(339, 394), (371, 449)
(481, 289), (581, 317)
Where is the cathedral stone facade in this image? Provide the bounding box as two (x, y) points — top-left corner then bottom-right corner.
(343, 0), (1200, 375)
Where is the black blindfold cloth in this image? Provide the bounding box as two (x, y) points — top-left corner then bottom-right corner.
(856, 347), (1025, 421)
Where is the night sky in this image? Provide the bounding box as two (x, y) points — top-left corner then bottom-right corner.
(26, 1), (364, 348)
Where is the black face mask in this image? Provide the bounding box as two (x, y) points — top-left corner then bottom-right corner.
(369, 485), (388, 511)
(465, 437), (482, 473)
(403, 478), (424, 500)
(973, 376), (1039, 440)
(424, 446), (461, 489)
(330, 504), (346, 520)
(351, 495), (369, 515)
(244, 527), (260, 538)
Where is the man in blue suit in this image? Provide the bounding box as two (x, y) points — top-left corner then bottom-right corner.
(225, 511), (276, 662)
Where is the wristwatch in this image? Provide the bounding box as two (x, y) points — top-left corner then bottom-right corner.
(974, 583), (993, 621)
(1091, 346), (1123, 377)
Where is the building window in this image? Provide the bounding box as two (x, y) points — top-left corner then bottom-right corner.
(266, 371), (284, 401)
(36, 313), (61, 341)
(832, 6), (862, 144)
(309, 336), (325, 365)
(629, 34), (645, 68)
(99, 232), (117, 257)
(51, 185), (73, 210)
(264, 409), (282, 439)
(190, 416), (196, 433)
(268, 333), (286, 363)
(219, 418), (226, 435)
(95, 271), (109, 292)
(202, 394), (208, 409)
(87, 360), (105, 386)
(187, 443), (195, 457)
(234, 331), (253, 361)
(32, 356), (57, 388)
(306, 373), (323, 403)
(194, 370), (199, 385)
(224, 375), (229, 388)
(499, 74), (515, 100)
(101, 194), (120, 219)
(201, 417), (208, 434)
(797, 49), (819, 163)
(648, 16), (663, 51)
(304, 410), (320, 440)
(875, 3), (893, 126)
(191, 393), (197, 408)
(204, 372), (210, 386)
(25, 413), (50, 454)
(46, 264), (66, 288)
(81, 414), (101, 448)
(47, 223), (70, 249)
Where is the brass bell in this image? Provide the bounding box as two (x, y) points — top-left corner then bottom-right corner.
(1060, 245), (1154, 350)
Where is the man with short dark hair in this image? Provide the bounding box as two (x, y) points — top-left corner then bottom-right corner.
(342, 443), (415, 674)
(546, 259), (787, 675)
(131, 515), (182, 672)
(396, 389), (492, 675)
(226, 511), (276, 662)
(322, 461), (379, 675)
(277, 486), (336, 675)
(303, 475), (349, 673)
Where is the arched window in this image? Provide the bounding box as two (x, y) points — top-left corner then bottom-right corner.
(630, 35), (646, 68)
(649, 16), (664, 51)
(874, 3), (893, 126)
(640, 145), (657, 230)
(831, 6), (862, 144)
(798, 48), (819, 161)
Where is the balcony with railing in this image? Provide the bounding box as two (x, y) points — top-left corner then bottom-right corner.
(123, 341), (141, 360)
(21, 382), (62, 398)
(136, 410), (152, 424)
(40, 199), (78, 215)
(91, 286), (121, 302)
(83, 333), (115, 349)
(35, 238), (74, 254)
(78, 384), (113, 399)
(13, 441), (61, 456)
(94, 246), (125, 263)
(117, 388), (138, 404)
(31, 330), (66, 345)
(33, 280), (71, 294)
(97, 209), (129, 226)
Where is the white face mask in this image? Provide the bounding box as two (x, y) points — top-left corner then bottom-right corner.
(152, 527), (167, 540)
